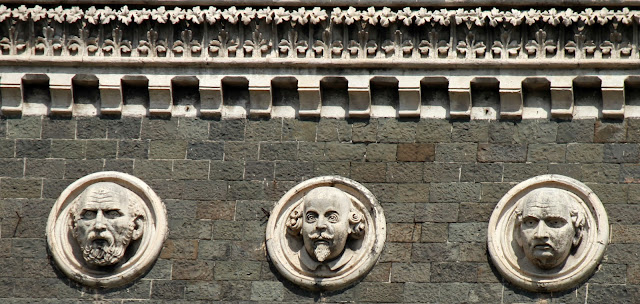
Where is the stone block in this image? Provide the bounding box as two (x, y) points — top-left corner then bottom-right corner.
(362, 262), (392, 282)
(0, 140), (15, 158)
(282, 119), (316, 141)
(198, 240), (231, 260)
(502, 163), (548, 182)
(477, 143), (527, 162)
(351, 119), (378, 143)
(215, 261), (262, 280)
(566, 143), (603, 163)
(387, 223), (421, 242)
(377, 118), (416, 143)
(430, 183), (480, 203)
(177, 118), (209, 140)
(0, 178), (41, 198)
(224, 141), (260, 161)
(420, 222), (449, 242)
(297, 142), (326, 161)
(412, 243), (459, 262)
(527, 143), (567, 163)
(151, 280), (185, 300)
(25, 159), (62, 178)
(185, 281), (222, 300)
(172, 260), (214, 280)
(63, 160), (103, 179)
(164, 199), (197, 218)
(173, 160), (210, 180)
(41, 118), (75, 139)
(557, 119), (595, 143)
(611, 225), (640, 243)
(275, 161), (313, 181)
(386, 162), (423, 183)
(480, 182), (514, 202)
(452, 121), (489, 143)
(141, 118), (179, 139)
(415, 119), (452, 143)
(209, 161), (244, 180)
(583, 163), (620, 183)
(587, 284), (640, 304)
(210, 119), (246, 141)
(396, 183), (429, 203)
(149, 140), (187, 159)
(227, 181), (264, 200)
(460, 163), (503, 182)
(380, 202), (414, 222)
(76, 117), (107, 139)
(515, 120), (557, 143)
(314, 161), (350, 177)
(354, 282), (403, 303)
(488, 121), (518, 143)
(415, 203), (459, 222)
(6, 116), (41, 139)
(594, 120), (626, 143)
(604, 143), (639, 163)
(459, 242), (488, 262)
(105, 117), (141, 139)
(244, 161), (274, 180)
(85, 140), (117, 159)
(366, 143), (397, 162)
(588, 183), (628, 204)
(212, 220), (244, 240)
(245, 119), (282, 141)
(430, 262), (477, 282)
(379, 242), (412, 263)
(196, 201), (235, 220)
(0, 158), (24, 178)
(435, 143), (477, 162)
(250, 281), (284, 301)
(160, 239), (198, 259)
(448, 222), (487, 242)
(459, 202), (496, 223)
(628, 264), (640, 284)
(325, 142), (366, 161)
(424, 162), (461, 182)
(16, 140), (50, 158)
(117, 140), (148, 159)
(316, 119), (352, 142)
(259, 142), (297, 161)
(186, 141), (224, 161)
(397, 143), (435, 162)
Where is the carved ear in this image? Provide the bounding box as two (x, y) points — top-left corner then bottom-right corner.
(131, 215), (145, 240)
(571, 210), (584, 248)
(514, 209), (524, 248)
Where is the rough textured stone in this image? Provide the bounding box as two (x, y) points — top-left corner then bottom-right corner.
(435, 143), (477, 162)
(594, 120), (626, 143)
(397, 143), (435, 162)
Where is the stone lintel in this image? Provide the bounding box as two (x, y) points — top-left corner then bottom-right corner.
(397, 77), (422, 118)
(498, 76), (525, 120)
(347, 76), (371, 118)
(97, 74), (124, 115)
(49, 74), (75, 116)
(148, 76), (173, 117)
(0, 73), (25, 115)
(448, 77), (473, 119)
(298, 76), (323, 117)
(550, 77), (574, 119)
(601, 76), (626, 119)
(248, 77), (273, 117)
(198, 76), (223, 117)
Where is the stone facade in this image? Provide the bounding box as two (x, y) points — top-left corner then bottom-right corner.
(0, 0), (638, 303)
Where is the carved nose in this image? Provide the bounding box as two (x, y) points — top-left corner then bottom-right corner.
(534, 221), (549, 238)
(316, 217), (327, 229)
(94, 211), (107, 230)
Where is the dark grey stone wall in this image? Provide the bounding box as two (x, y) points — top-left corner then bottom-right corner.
(0, 116), (637, 303)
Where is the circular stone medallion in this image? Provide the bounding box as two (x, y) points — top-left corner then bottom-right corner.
(266, 176), (386, 291)
(487, 174), (609, 292)
(46, 171), (168, 288)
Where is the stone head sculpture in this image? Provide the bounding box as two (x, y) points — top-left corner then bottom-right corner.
(514, 188), (585, 270)
(287, 187), (365, 264)
(69, 182), (145, 267)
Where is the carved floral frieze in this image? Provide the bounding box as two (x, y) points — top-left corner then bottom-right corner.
(46, 171), (168, 288)
(0, 5), (638, 61)
(266, 176), (386, 291)
(487, 175), (609, 292)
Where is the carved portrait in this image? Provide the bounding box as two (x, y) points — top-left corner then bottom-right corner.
(47, 172), (168, 288)
(266, 176), (385, 291)
(488, 175), (609, 292)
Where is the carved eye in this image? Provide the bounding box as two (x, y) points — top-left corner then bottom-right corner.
(105, 210), (122, 219)
(522, 217), (538, 228)
(305, 212), (317, 223)
(82, 210), (96, 220)
(327, 212), (339, 223)
(547, 218), (566, 228)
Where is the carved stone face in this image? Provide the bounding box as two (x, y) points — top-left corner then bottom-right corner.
(516, 189), (579, 270)
(71, 182), (144, 267)
(301, 187), (351, 263)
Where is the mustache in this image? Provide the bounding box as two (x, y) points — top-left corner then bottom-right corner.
(87, 230), (115, 246)
(308, 231), (334, 241)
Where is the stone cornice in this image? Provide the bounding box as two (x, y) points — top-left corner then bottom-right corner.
(0, 5), (639, 67)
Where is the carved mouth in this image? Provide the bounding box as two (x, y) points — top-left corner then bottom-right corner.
(314, 240), (330, 246)
(534, 244), (552, 250)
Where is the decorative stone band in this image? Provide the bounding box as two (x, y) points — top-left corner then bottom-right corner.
(3, 71), (640, 120)
(0, 6), (640, 65)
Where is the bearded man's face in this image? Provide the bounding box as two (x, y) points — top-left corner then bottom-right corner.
(301, 187), (351, 262)
(72, 183), (138, 267)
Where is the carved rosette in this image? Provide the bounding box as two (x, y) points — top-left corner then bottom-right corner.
(266, 176), (386, 291)
(46, 171), (168, 288)
(487, 174), (609, 292)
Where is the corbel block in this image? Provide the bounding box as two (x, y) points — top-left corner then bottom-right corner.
(397, 76), (422, 117)
(148, 76), (173, 116)
(550, 77), (574, 119)
(0, 73), (25, 115)
(498, 76), (525, 119)
(346, 76), (371, 118)
(448, 77), (473, 119)
(297, 76), (322, 117)
(198, 76), (222, 117)
(49, 74), (74, 116)
(248, 76), (272, 117)
(97, 74), (124, 115)
(601, 76), (626, 119)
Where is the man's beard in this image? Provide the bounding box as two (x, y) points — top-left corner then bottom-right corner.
(314, 242), (331, 262)
(79, 229), (133, 267)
